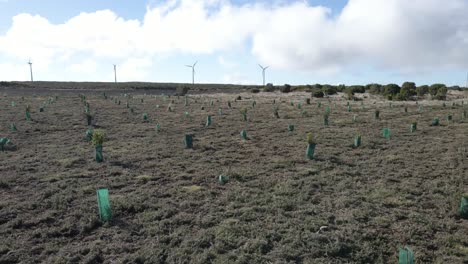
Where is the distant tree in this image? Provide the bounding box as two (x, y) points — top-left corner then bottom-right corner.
(429, 84), (446, 96)
(322, 85), (337, 95)
(263, 83), (275, 92)
(384, 84), (401, 97)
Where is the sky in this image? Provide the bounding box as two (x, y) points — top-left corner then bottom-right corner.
(0, 0), (467, 86)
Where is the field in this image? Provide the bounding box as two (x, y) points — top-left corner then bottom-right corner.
(0, 85), (467, 263)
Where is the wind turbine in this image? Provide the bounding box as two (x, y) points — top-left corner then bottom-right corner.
(185, 61), (197, 85)
(28, 59), (33, 82)
(113, 64), (117, 83)
(258, 64), (269, 86)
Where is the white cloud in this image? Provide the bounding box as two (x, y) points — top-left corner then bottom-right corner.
(0, 0), (467, 81)
(68, 59), (97, 74)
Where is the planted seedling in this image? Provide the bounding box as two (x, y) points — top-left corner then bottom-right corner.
(184, 134), (193, 149)
(92, 129), (105, 163)
(85, 128), (93, 141)
(97, 188), (112, 222)
(410, 122), (417, 133)
(240, 108), (248, 121)
(0, 138), (10, 151)
(323, 113), (329, 126)
(306, 132), (316, 160)
(273, 106), (280, 118)
(25, 105), (31, 121)
(143, 113), (149, 122)
(205, 115), (212, 127)
(382, 128), (391, 139)
(374, 110), (380, 120)
(431, 117), (439, 126)
(354, 135), (361, 147)
(240, 130), (248, 140)
(288, 124), (295, 133)
(460, 194), (468, 219)
(398, 246), (414, 264)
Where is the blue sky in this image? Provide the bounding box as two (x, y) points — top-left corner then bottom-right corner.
(0, 0), (467, 86)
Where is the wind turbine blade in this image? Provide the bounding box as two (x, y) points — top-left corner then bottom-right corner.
(185, 65), (192, 68)
(258, 64), (263, 69)
(193, 61), (198, 67)
(265, 66), (269, 70)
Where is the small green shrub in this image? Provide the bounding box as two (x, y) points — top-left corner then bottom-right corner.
(92, 129), (106, 146)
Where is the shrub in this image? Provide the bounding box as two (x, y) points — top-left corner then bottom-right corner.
(384, 84), (401, 97)
(312, 89), (324, 98)
(416, 85), (429, 96)
(263, 83), (275, 92)
(280, 84), (291, 93)
(322, 85), (337, 96)
(176, 85), (190, 96)
(92, 129), (106, 146)
(251, 88), (260, 93)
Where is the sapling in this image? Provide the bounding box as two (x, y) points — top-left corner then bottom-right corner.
(323, 113), (329, 126)
(25, 105), (31, 120)
(354, 135), (361, 147)
(240, 108), (248, 121)
(184, 134), (193, 149)
(374, 110), (380, 120)
(460, 194), (468, 219)
(0, 138), (10, 152)
(92, 129), (105, 163)
(240, 130), (248, 140)
(446, 114), (453, 122)
(382, 128), (391, 139)
(273, 106), (280, 118)
(399, 246), (414, 264)
(306, 132), (316, 160)
(84, 112), (93, 126)
(205, 115), (212, 127)
(410, 121), (417, 133)
(85, 128), (93, 141)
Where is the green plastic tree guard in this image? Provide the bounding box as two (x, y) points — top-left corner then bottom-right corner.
(11, 101), (15, 107)
(374, 110), (380, 120)
(398, 246), (414, 264)
(228, 101), (231, 108)
(297, 103), (302, 109)
(95, 144), (103, 163)
(354, 135), (361, 147)
(288, 124), (295, 132)
(25, 112), (31, 121)
(306, 143), (316, 160)
(347, 105), (351, 112)
(0, 138), (10, 151)
(306, 98), (310, 105)
(323, 114), (329, 126)
(184, 134), (193, 149)
(410, 123), (417, 133)
(382, 128), (391, 139)
(447, 114), (452, 122)
(218, 108), (223, 115)
(218, 175), (228, 185)
(39, 107), (44, 112)
(432, 118), (439, 126)
(460, 195), (468, 219)
(205, 115), (212, 127)
(317, 102), (322, 108)
(240, 130), (248, 140)
(143, 113), (149, 122)
(155, 124), (161, 132)
(9, 123), (17, 132)
(353, 115), (358, 123)
(85, 129), (93, 141)
(96, 189), (112, 222)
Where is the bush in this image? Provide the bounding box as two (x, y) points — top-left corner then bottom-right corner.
(263, 83), (275, 92)
(322, 85), (337, 95)
(384, 84), (401, 97)
(251, 88), (260, 93)
(435, 85), (448, 100)
(311, 89), (324, 98)
(280, 84), (291, 93)
(367, 84), (383, 94)
(429, 84), (445, 96)
(416, 85), (429, 96)
(176, 85), (190, 96)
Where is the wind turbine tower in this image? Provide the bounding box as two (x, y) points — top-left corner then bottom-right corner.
(185, 61), (198, 85)
(28, 59), (33, 82)
(259, 64), (269, 86)
(113, 64), (117, 83)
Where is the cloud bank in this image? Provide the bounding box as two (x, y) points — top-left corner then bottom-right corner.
(0, 0), (467, 81)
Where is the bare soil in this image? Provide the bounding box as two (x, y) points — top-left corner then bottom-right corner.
(0, 87), (467, 263)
